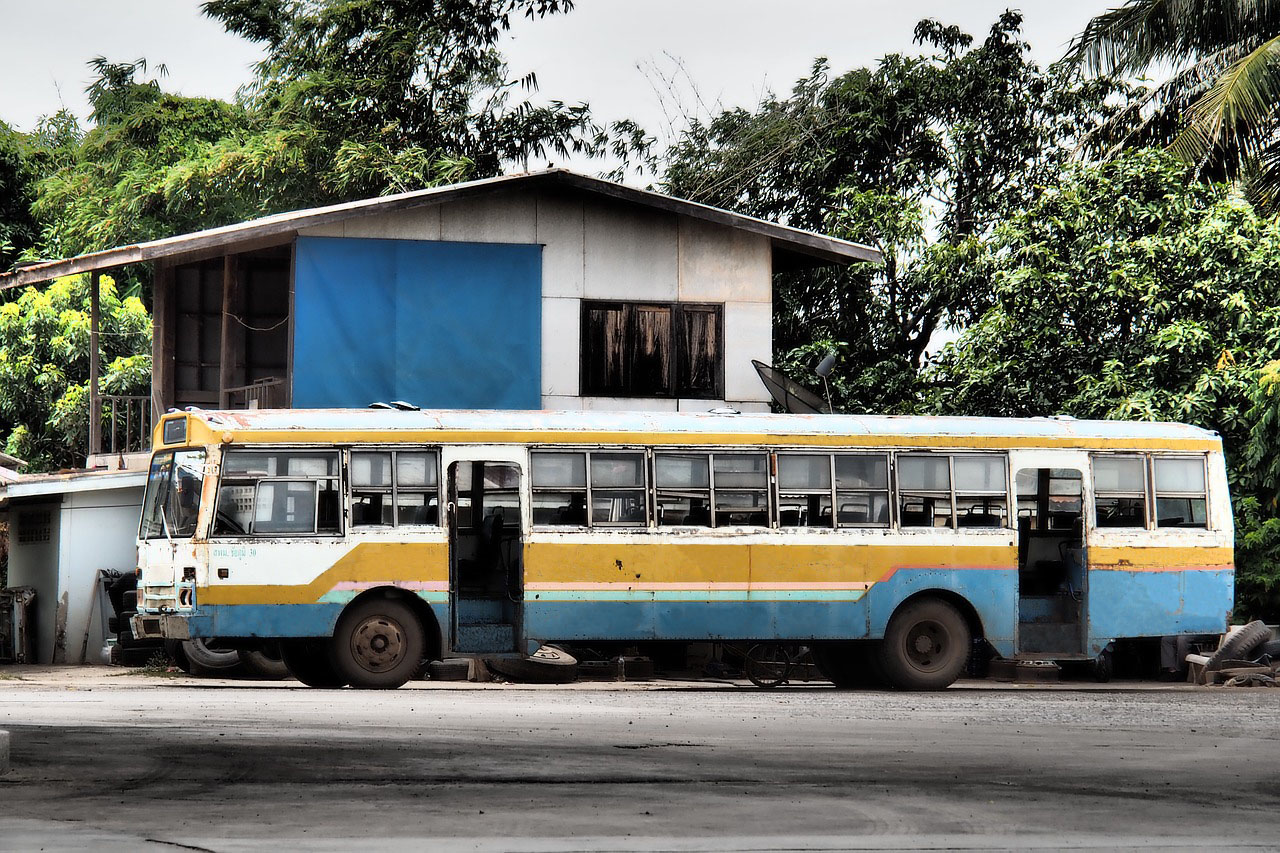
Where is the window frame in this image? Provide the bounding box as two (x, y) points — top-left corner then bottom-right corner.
(531, 448), (650, 529)
(579, 300), (725, 399)
(893, 452), (1011, 531)
(212, 447), (343, 539)
(774, 452), (892, 529)
(348, 447), (442, 529)
(1091, 453), (1152, 530)
(1150, 454), (1210, 530)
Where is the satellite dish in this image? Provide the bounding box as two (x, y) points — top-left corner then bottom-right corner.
(752, 360), (832, 414)
(816, 354), (837, 378)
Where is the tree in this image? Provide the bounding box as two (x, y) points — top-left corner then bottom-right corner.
(928, 149), (1280, 618)
(30, 2), (648, 261)
(33, 60), (255, 259)
(1069, 0), (1280, 211)
(662, 13), (1126, 411)
(0, 122), (39, 271)
(0, 274), (151, 472)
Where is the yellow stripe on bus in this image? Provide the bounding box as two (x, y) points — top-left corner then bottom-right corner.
(1089, 545), (1234, 572)
(524, 541), (1017, 585)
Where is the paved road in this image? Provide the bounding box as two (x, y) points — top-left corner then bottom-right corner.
(1, 669), (1277, 851)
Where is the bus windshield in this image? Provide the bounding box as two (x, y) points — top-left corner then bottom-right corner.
(140, 450), (207, 540)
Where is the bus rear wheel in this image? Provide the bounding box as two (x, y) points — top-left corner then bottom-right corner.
(281, 640), (348, 688)
(879, 598), (970, 691)
(329, 597), (425, 689)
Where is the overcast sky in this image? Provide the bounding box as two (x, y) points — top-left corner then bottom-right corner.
(0, 1), (1117, 162)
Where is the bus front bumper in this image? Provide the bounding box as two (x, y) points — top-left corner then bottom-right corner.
(131, 612), (192, 640)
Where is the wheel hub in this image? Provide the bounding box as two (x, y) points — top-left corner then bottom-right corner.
(349, 615), (406, 673)
(905, 620), (947, 671)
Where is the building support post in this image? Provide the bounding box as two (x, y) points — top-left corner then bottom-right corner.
(88, 270), (101, 458)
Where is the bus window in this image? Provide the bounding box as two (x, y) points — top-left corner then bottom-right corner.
(140, 450), (207, 540)
(216, 449), (340, 536)
(1017, 468), (1082, 531)
(1093, 455), (1147, 528)
(655, 453), (711, 526)
(898, 455), (953, 528)
(531, 452), (587, 525)
(954, 456), (1008, 528)
(351, 451), (393, 526)
(590, 452), (647, 526)
(713, 454), (769, 526)
(1154, 457), (1208, 528)
(834, 454), (890, 527)
(777, 454), (833, 528)
(395, 452), (439, 525)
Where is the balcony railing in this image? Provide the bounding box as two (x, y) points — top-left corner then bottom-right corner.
(100, 395), (152, 455)
(225, 377), (287, 410)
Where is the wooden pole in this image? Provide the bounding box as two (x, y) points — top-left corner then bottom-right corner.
(88, 270), (101, 458)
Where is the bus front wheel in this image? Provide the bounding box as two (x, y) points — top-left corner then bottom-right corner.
(879, 598), (971, 691)
(329, 597), (425, 689)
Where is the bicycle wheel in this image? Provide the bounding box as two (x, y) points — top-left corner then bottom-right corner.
(745, 643), (791, 688)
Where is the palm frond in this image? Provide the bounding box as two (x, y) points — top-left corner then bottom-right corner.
(1171, 33), (1280, 163)
(1079, 43), (1251, 154)
(1068, 0), (1280, 75)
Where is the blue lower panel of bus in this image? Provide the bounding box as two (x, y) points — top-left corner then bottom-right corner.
(186, 604), (346, 638)
(1087, 568), (1233, 647)
(522, 568), (1021, 657)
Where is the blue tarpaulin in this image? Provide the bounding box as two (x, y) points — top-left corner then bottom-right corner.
(292, 237), (542, 410)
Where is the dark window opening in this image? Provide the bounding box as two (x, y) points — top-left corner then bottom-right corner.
(581, 301), (723, 398)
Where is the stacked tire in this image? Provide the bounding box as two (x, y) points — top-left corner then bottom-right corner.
(106, 573), (164, 667)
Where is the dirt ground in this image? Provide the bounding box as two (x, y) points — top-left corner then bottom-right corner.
(1, 666), (1278, 851)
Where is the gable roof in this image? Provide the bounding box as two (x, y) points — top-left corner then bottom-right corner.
(0, 169), (880, 290)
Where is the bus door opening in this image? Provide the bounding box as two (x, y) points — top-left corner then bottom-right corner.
(448, 461), (523, 654)
(1015, 468), (1086, 656)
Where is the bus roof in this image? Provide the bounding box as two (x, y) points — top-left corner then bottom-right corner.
(167, 409), (1222, 452)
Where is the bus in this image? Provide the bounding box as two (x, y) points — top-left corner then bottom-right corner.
(131, 408), (1234, 690)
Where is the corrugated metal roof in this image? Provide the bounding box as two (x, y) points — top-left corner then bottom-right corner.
(185, 408), (1219, 446)
(0, 169), (881, 289)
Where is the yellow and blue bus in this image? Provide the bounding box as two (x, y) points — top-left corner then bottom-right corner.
(132, 408), (1234, 689)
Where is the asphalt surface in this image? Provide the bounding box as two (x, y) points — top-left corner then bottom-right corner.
(0, 667), (1277, 851)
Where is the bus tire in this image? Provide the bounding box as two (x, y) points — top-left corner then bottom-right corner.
(328, 598), (425, 689)
(879, 598), (971, 691)
(238, 644), (290, 680)
(281, 640), (348, 688)
(182, 638), (242, 674)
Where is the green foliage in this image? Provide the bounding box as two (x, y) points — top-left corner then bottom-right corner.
(927, 150), (1280, 447)
(928, 149), (1280, 618)
(0, 121), (40, 270)
(0, 274), (151, 471)
(663, 13), (1129, 410)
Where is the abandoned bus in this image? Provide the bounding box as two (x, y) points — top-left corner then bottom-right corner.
(132, 408), (1234, 690)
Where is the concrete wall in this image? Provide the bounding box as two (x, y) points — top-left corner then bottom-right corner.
(5, 479), (145, 664)
(299, 188), (773, 413)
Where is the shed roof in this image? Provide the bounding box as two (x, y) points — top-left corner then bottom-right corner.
(0, 169), (880, 290)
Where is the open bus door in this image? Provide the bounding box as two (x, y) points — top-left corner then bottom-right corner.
(1010, 450), (1089, 658)
(445, 452), (525, 655)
